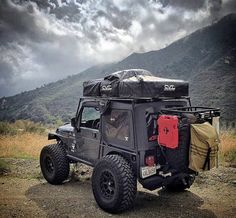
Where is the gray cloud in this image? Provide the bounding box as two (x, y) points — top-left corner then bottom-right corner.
(0, 0), (49, 42)
(0, 0), (236, 97)
(158, 0), (206, 10)
(208, 0), (222, 22)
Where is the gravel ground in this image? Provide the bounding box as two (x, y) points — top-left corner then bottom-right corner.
(0, 158), (236, 218)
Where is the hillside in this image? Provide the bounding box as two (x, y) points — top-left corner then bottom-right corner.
(0, 64), (112, 123)
(0, 14), (236, 125)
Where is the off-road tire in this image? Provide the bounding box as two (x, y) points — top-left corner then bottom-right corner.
(40, 143), (69, 185)
(92, 155), (137, 213)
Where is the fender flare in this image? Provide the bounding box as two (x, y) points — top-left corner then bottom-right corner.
(48, 132), (64, 142)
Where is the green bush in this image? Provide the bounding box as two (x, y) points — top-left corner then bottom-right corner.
(0, 122), (17, 135)
(0, 120), (46, 135)
(14, 120), (46, 133)
(15, 120), (46, 134)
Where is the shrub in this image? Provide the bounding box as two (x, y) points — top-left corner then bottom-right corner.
(16, 120), (46, 134)
(0, 120), (46, 135)
(0, 122), (17, 135)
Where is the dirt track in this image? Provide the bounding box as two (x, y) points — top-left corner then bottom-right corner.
(0, 158), (236, 218)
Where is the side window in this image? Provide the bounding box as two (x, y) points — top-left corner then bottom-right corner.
(80, 106), (100, 129)
(103, 109), (130, 145)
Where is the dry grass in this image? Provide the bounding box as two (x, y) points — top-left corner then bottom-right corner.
(220, 131), (236, 153)
(0, 123), (235, 165)
(220, 131), (236, 165)
(0, 132), (54, 159)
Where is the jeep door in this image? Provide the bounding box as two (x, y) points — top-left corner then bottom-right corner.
(74, 102), (101, 165)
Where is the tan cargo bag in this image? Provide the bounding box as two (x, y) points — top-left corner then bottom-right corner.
(189, 122), (220, 172)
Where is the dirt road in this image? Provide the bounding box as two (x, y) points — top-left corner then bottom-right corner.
(0, 158), (236, 218)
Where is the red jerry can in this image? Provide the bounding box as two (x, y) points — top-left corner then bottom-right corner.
(157, 115), (179, 149)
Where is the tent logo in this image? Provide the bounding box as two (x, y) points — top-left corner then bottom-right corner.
(101, 85), (112, 91)
(164, 84), (175, 91)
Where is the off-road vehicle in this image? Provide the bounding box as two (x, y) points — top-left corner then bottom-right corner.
(40, 69), (220, 213)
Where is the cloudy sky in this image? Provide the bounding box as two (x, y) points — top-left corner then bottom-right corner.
(0, 0), (236, 97)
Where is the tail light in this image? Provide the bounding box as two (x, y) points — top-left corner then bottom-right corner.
(145, 155), (155, 166)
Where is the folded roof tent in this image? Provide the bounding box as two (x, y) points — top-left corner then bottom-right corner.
(83, 69), (189, 98)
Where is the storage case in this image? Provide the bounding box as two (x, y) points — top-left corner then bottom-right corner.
(83, 69), (189, 98)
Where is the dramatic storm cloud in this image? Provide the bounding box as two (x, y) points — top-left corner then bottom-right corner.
(0, 0), (236, 97)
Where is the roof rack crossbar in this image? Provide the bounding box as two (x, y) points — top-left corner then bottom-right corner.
(81, 96), (190, 102)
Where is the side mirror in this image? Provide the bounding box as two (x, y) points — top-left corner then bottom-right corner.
(71, 117), (76, 127)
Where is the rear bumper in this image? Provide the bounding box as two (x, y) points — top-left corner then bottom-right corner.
(139, 173), (194, 191)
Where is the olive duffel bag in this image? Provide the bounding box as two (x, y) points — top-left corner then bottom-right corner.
(189, 122), (220, 172)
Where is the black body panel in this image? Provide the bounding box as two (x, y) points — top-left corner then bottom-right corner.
(47, 96), (220, 191)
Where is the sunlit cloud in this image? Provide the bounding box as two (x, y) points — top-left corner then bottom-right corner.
(0, 0), (235, 97)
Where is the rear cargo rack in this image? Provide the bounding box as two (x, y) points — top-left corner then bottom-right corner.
(161, 106), (220, 118)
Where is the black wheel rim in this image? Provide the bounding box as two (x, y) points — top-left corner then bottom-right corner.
(100, 170), (115, 200)
(45, 156), (54, 174)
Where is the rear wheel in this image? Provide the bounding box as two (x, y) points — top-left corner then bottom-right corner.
(40, 143), (69, 185)
(92, 155), (137, 213)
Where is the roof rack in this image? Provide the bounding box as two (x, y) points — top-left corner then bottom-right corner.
(81, 96), (190, 103)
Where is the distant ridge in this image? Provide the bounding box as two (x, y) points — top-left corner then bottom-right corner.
(1, 14), (236, 126)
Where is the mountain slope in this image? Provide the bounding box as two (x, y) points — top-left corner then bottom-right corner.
(0, 14), (236, 124)
(0, 64), (113, 123)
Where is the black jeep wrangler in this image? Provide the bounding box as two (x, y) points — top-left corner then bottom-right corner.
(40, 69), (220, 213)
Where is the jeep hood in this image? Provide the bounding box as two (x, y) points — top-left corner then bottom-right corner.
(57, 123), (74, 133)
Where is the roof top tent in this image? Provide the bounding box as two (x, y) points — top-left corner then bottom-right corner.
(83, 69), (189, 99)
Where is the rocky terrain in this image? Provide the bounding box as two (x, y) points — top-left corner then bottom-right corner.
(0, 158), (236, 218)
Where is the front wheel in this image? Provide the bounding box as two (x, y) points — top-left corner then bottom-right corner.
(92, 155), (137, 213)
(40, 143), (69, 185)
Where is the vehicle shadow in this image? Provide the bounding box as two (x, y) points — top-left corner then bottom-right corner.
(130, 189), (216, 217)
(26, 179), (216, 218)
